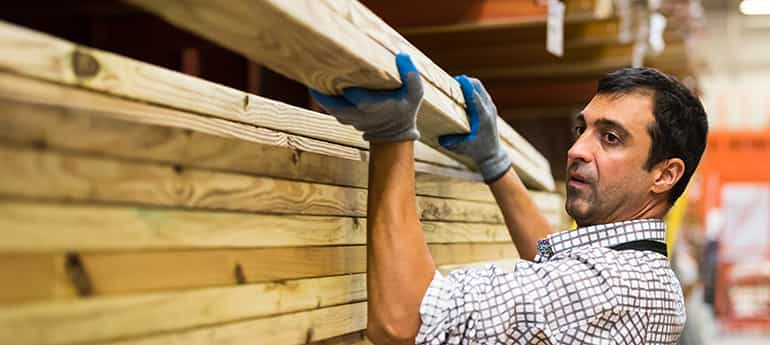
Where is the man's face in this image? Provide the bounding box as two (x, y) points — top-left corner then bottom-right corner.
(565, 93), (657, 226)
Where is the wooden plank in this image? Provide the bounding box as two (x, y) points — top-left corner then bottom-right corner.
(0, 243), (516, 300)
(317, 1), (550, 174)
(0, 20), (474, 173)
(122, 0), (468, 136)
(0, 96), (563, 208)
(0, 145), (508, 223)
(0, 201), (516, 252)
(0, 256), (530, 345)
(0, 274), (368, 345)
(0, 21), (370, 151)
(0, 255), (75, 304)
(101, 302), (369, 345)
(311, 332), (372, 345)
(0, 91), (485, 196)
(120, 2), (554, 190)
(0, 70), (471, 170)
(0, 71), (361, 161)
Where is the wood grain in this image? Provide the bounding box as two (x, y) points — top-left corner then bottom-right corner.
(0, 201), (516, 252)
(0, 243), (516, 300)
(101, 302), (369, 345)
(119, 2), (555, 190)
(0, 21), (372, 151)
(0, 146), (509, 223)
(0, 257), (525, 345)
(0, 97), (564, 209)
(0, 274), (368, 345)
(320, 0), (551, 174)
(123, 0), (468, 137)
(0, 255), (75, 304)
(311, 332), (372, 345)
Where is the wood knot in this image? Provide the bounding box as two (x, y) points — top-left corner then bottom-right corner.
(71, 49), (100, 78)
(304, 328), (315, 344)
(234, 263), (246, 284)
(290, 149), (302, 165)
(65, 253), (93, 296)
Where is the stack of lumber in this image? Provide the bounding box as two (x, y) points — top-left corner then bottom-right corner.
(0, 1), (564, 344)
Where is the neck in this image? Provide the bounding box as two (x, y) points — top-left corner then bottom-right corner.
(575, 197), (670, 228)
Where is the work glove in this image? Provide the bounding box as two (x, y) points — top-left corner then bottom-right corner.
(439, 76), (512, 183)
(309, 53), (423, 143)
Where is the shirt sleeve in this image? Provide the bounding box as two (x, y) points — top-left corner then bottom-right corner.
(416, 261), (553, 345)
(415, 251), (625, 345)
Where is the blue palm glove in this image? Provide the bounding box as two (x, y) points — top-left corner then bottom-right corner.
(309, 54), (423, 143)
(439, 76), (512, 183)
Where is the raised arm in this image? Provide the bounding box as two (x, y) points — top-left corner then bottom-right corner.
(440, 77), (552, 260)
(311, 54), (435, 344)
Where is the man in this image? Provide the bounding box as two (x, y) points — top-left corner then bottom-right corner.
(311, 54), (708, 344)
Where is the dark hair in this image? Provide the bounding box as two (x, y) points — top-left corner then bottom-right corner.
(597, 67), (708, 205)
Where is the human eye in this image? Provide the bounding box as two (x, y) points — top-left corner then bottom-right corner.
(603, 131), (621, 145)
(573, 125), (585, 139)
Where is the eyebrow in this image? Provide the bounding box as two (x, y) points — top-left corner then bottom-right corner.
(575, 113), (633, 139)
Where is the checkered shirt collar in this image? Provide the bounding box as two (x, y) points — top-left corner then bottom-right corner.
(535, 218), (666, 262)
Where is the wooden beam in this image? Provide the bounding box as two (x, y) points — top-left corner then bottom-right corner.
(318, 0), (552, 179)
(0, 145), (508, 223)
(0, 95), (563, 207)
(0, 70), (470, 170)
(118, 2), (554, 190)
(0, 243), (516, 299)
(0, 201), (529, 252)
(0, 20), (367, 150)
(311, 332), (372, 345)
(0, 274), (367, 345)
(0, 255), (76, 304)
(0, 256), (525, 345)
(101, 302), (369, 345)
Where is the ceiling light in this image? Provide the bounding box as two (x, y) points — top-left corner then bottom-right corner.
(740, 0), (770, 15)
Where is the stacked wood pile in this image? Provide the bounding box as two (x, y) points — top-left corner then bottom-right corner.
(0, 1), (567, 344)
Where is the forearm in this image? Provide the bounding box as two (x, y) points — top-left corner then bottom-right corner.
(367, 141), (436, 344)
(489, 168), (553, 260)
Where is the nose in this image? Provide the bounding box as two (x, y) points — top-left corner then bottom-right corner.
(567, 131), (594, 167)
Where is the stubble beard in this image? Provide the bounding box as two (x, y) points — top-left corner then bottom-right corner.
(565, 183), (598, 226)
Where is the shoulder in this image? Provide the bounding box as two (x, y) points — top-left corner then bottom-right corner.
(557, 246), (686, 317)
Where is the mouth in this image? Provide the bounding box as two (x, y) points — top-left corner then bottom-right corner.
(567, 172), (590, 189)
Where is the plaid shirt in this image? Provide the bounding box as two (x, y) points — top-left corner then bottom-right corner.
(417, 219), (686, 344)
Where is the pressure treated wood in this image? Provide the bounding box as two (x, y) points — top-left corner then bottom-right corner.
(0, 98), (565, 210)
(0, 94), (487, 197)
(0, 201), (519, 251)
(311, 332), (372, 345)
(0, 19), (553, 189)
(119, 2), (554, 190)
(0, 256), (524, 345)
(0, 146), (512, 223)
(0, 274), (368, 345)
(123, 0), (467, 135)
(0, 255), (76, 304)
(319, 0), (550, 172)
(0, 243), (516, 300)
(101, 302), (368, 345)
